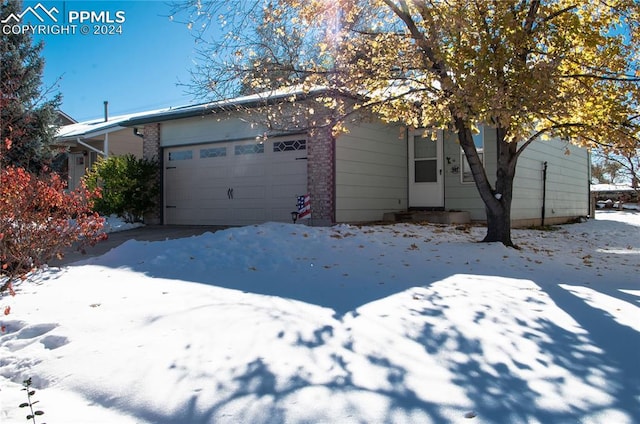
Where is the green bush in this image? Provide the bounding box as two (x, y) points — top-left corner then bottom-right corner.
(83, 154), (159, 223)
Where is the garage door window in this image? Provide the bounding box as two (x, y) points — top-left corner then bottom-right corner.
(200, 147), (227, 158)
(169, 150), (193, 161)
(274, 139), (306, 152)
(235, 144), (264, 155)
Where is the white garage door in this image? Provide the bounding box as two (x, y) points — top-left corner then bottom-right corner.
(164, 137), (307, 225)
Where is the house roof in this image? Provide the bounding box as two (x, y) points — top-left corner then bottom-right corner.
(55, 107), (173, 141)
(56, 110), (77, 125)
(591, 183), (636, 192)
(122, 86), (330, 127)
(56, 86), (330, 141)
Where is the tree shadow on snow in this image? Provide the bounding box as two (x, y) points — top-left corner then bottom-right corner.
(63, 221), (639, 423)
(414, 280), (640, 422)
(79, 274), (639, 423)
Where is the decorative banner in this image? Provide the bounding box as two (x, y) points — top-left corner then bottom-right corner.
(296, 194), (311, 220)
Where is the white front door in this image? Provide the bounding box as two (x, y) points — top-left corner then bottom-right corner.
(409, 129), (444, 208)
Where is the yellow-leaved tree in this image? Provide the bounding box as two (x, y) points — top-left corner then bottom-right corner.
(172, 0), (640, 246)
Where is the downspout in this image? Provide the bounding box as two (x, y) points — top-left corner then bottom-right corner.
(542, 161), (548, 226)
(332, 130), (337, 225)
(440, 129), (445, 210)
(103, 101), (109, 158)
(406, 126), (410, 211)
(587, 150), (593, 218)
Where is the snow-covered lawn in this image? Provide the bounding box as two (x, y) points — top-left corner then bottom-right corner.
(1, 211), (638, 423)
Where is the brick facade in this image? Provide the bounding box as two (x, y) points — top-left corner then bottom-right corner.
(306, 127), (335, 225)
(142, 123), (162, 224)
(142, 123), (160, 160)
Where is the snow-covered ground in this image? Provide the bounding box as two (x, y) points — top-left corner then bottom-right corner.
(100, 214), (145, 233)
(1, 211), (638, 423)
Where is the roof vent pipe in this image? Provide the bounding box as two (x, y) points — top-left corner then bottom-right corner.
(104, 101), (108, 122)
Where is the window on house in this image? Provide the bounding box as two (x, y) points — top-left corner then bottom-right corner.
(273, 139), (306, 152)
(414, 134), (438, 183)
(461, 126), (484, 183)
(235, 143), (265, 155)
(168, 150), (193, 161)
(200, 147), (227, 158)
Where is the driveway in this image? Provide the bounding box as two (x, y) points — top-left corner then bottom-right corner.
(51, 225), (226, 267)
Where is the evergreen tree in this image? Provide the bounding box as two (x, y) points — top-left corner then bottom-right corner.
(0, 0), (62, 174)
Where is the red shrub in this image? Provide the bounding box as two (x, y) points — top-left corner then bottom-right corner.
(0, 166), (106, 293)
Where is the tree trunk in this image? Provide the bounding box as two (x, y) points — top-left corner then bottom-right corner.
(483, 199), (514, 246)
(482, 129), (518, 246)
(455, 119), (518, 247)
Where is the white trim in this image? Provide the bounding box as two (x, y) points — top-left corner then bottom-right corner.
(408, 129), (444, 207)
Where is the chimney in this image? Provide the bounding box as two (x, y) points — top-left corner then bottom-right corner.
(104, 101), (109, 122)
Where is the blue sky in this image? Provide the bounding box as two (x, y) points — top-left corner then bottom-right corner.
(20, 1), (202, 121)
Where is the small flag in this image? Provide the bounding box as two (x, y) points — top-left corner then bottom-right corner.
(296, 194), (311, 220)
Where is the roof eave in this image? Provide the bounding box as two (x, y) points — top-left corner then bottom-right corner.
(123, 87), (331, 127)
(56, 124), (126, 141)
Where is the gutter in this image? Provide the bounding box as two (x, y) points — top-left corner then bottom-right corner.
(57, 124), (124, 140)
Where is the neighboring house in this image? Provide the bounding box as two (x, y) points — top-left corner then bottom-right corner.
(55, 110), (77, 126)
(119, 88), (590, 227)
(591, 183), (638, 207)
(55, 108), (156, 190)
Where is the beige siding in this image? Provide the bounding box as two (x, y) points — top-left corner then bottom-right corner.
(68, 128), (142, 158)
(160, 114), (269, 147)
(512, 138), (589, 225)
(105, 128), (143, 157)
(439, 127), (588, 225)
(335, 122), (407, 222)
